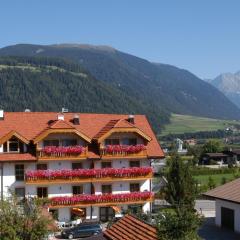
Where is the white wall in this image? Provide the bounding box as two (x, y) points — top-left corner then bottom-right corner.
(215, 199), (240, 232)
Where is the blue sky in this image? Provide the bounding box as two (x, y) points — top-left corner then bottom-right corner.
(1, 0), (240, 79)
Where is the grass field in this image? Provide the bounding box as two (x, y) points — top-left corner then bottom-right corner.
(194, 173), (236, 186)
(160, 114), (239, 136)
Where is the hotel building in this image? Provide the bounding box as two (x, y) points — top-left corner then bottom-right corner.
(0, 111), (164, 222)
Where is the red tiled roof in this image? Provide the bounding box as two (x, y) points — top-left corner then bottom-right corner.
(0, 112), (164, 159)
(0, 153), (36, 162)
(204, 178), (240, 204)
(104, 214), (157, 240)
(49, 120), (74, 129)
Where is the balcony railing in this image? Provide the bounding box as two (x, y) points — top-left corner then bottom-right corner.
(49, 192), (154, 208)
(100, 144), (147, 158)
(37, 145), (87, 160)
(25, 167), (153, 184)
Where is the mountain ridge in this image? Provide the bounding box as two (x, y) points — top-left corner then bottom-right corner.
(0, 43), (240, 125)
(208, 71), (240, 108)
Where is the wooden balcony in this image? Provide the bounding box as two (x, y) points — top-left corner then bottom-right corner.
(49, 192), (154, 209)
(100, 148), (147, 159)
(37, 147), (88, 160)
(25, 167), (153, 185)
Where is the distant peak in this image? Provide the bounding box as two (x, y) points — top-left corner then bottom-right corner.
(50, 43), (116, 52)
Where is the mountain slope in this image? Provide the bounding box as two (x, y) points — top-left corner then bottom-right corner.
(208, 72), (240, 108)
(0, 56), (168, 132)
(0, 44), (240, 121)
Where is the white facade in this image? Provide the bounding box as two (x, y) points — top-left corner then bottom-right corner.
(0, 132), (153, 222)
(215, 199), (240, 233)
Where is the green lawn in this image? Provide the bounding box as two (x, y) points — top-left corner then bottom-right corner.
(194, 173), (236, 186)
(160, 114), (240, 136)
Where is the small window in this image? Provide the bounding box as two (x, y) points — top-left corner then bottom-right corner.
(102, 185), (112, 194)
(37, 187), (48, 198)
(15, 187), (25, 198)
(101, 162), (112, 168)
(72, 162), (82, 170)
(37, 164), (47, 170)
(72, 186), (83, 195)
(130, 161), (140, 168)
(43, 140), (59, 147)
(105, 139), (120, 146)
(9, 140), (19, 152)
(62, 139), (77, 147)
(130, 183), (140, 192)
(15, 164), (24, 181)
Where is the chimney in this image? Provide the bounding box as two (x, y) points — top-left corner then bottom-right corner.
(128, 114), (135, 124)
(0, 110), (4, 120)
(57, 113), (64, 121)
(73, 114), (80, 125)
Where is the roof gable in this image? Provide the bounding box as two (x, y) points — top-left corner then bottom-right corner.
(0, 130), (30, 145)
(94, 119), (152, 143)
(49, 120), (74, 129)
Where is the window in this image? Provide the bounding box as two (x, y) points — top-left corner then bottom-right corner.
(72, 162), (82, 170)
(105, 139), (120, 146)
(101, 161), (112, 168)
(15, 188), (25, 199)
(15, 164), (24, 181)
(123, 138), (137, 145)
(43, 140), (59, 147)
(37, 187), (48, 198)
(9, 140), (19, 152)
(102, 185), (112, 194)
(130, 183), (140, 192)
(3, 138), (20, 153)
(37, 164), (47, 170)
(62, 139), (77, 147)
(130, 160), (140, 168)
(72, 186), (83, 195)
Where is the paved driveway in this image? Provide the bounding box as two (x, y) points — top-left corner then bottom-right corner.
(198, 217), (240, 240)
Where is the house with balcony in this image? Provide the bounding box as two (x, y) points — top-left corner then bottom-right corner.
(0, 110), (164, 222)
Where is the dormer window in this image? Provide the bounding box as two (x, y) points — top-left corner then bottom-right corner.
(62, 139), (77, 147)
(43, 139), (59, 147)
(105, 139), (119, 146)
(3, 137), (21, 153)
(122, 138), (137, 145)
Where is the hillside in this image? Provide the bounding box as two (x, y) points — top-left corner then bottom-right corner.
(1, 44), (240, 121)
(208, 72), (240, 108)
(0, 56), (168, 132)
(160, 114), (240, 136)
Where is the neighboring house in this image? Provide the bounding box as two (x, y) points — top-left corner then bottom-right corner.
(185, 139), (197, 146)
(201, 153), (229, 165)
(0, 110), (164, 222)
(204, 178), (240, 232)
(85, 214), (158, 240)
(223, 149), (240, 163)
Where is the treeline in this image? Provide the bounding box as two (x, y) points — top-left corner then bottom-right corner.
(161, 129), (233, 141)
(0, 56), (167, 132)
